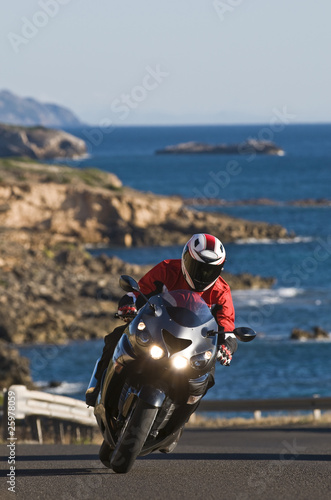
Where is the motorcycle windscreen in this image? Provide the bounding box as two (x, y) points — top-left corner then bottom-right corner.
(161, 290), (213, 327)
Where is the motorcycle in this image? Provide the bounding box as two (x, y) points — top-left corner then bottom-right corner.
(89, 275), (256, 473)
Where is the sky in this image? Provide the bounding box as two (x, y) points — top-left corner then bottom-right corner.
(1, 0), (331, 125)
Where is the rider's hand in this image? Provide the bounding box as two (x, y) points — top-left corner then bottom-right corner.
(217, 344), (232, 366)
(117, 305), (137, 322)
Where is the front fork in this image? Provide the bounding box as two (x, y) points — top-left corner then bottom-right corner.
(86, 357), (100, 393)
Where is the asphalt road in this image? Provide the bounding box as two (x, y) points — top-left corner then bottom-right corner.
(1, 426), (330, 500)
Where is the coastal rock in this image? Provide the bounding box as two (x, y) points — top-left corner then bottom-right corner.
(0, 124), (87, 159)
(222, 272), (275, 290)
(0, 340), (33, 389)
(289, 198), (331, 207)
(0, 242), (275, 346)
(156, 139), (285, 156)
(290, 326), (330, 341)
(0, 242), (146, 345)
(0, 178), (288, 247)
(185, 197), (331, 208)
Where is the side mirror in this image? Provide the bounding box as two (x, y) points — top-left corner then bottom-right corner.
(119, 275), (161, 317)
(233, 327), (256, 342)
(119, 275), (140, 293)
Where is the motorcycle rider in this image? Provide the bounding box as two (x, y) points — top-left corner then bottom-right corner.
(86, 233), (237, 407)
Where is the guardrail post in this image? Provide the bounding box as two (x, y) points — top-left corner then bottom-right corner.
(27, 416), (43, 443)
(313, 394), (321, 420)
(254, 410), (262, 420)
(36, 418), (43, 444)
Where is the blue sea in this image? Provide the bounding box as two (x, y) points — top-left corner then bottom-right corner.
(19, 124), (331, 411)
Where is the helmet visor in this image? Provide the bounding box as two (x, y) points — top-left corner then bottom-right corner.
(183, 251), (223, 290)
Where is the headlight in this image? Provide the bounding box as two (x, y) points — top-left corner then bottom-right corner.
(190, 351), (213, 369)
(172, 355), (189, 370)
(150, 345), (165, 359)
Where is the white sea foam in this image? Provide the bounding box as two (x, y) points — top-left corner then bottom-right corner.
(232, 287), (303, 306)
(36, 381), (86, 395)
(235, 236), (314, 245)
(277, 287), (301, 297)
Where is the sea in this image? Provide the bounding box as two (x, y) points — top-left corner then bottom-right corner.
(19, 123), (331, 412)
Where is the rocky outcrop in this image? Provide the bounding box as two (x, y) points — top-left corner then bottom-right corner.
(0, 124), (87, 159)
(0, 340), (33, 389)
(289, 199), (331, 207)
(156, 139), (285, 156)
(185, 197), (331, 207)
(0, 242), (275, 346)
(0, 90), (82, 127)
(290, 326), (330, 341)
(0, 243), (146, 345)
(222, 272), (275, 290)
(0, 160), (289, 248)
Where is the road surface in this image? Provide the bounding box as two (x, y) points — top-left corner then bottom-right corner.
(1, 426), (330, 499)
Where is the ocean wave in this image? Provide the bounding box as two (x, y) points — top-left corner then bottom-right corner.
(35, 381), (86, 395)
(232, 287), (303, 306)
(277, 287), (302, 297)
(235, 236), (314, 245)
(260, 334), (331, 343)
(53, 153), (91, 163)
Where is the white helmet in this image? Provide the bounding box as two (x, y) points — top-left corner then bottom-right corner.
(181, 233), (226, 292)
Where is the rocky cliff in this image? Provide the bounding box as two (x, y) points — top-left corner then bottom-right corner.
(0, 159), (288, 249)
(0, 124), (87, 159)
(0, 340), (33, 388)
(0, 243), (275, 347)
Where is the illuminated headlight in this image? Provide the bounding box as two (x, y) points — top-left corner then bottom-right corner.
(190, 351), (213, 369)
(150, 345), (165, 360)
(137, 321), (146, 330)
(172, 355), (189, 370)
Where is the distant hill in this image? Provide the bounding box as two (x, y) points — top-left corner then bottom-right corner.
(0, 90), (83, 128)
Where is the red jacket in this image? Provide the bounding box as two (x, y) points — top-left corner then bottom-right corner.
(138, 259), (235, 332)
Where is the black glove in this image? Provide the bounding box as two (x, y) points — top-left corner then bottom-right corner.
(217, 344), (233, 366)
(117, 304), (137, 322)
(116, 294), (137, 322)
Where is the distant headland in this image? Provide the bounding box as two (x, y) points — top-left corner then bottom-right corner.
(0, 90), (82, 128)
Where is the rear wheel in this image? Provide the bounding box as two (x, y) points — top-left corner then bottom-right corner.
(110, 399), (158, 473)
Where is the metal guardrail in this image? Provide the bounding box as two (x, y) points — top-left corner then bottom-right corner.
(8, 385), (95, 425)
(3, 385), (96, 443)
(2, 386), (330, 443)
(199, 395), (331, 420)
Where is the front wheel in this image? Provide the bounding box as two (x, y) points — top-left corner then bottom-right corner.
(110, 399), (158, 473)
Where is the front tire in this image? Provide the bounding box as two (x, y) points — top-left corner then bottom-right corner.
(99, 440), (113, 468)
(110, 399), (158, 473)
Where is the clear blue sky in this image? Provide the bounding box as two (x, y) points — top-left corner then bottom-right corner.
(1, 0), (330, 125)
